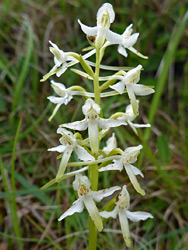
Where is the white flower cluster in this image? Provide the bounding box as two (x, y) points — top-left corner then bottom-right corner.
(42, 3), (154, 248)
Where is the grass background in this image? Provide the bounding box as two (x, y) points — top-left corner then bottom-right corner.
(0, 0), (188, 249)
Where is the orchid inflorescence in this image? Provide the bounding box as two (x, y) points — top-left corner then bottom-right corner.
(41, 3), (154, 248)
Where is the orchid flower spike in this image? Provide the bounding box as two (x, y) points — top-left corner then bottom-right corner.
(60, 99), (127, 154)
(58, 174), (121, 231)
(118, 102), (151, 135)
(48, 128), (94, 182)
(78, 3), (115, 48)
(110, 65), (155, 115)
(103, 23), (148, 59)
(99, 185), (153, 247)
(99, 145), (145, 196)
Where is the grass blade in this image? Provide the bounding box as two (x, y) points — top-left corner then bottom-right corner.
(12, 21), (33, 111)
(11, 112), (25, 250)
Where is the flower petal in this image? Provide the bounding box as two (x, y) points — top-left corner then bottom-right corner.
(82, 99), (101, 115)
(56, 63), (68, 77)
(110, 80), (125, 94)
(88, 119), (99, 154)
(99, 159), (123, 172)
(58, 198), (84, 221)
(126, 210), (153, 222)
(124, 145), (143, 157)
(73, 174), (91, 191)
(98, 118), (127, 129)
(125, 102), (135, 114)
(47, 96), (72, 105)
(122, 33), (139, 48)
(132, 84), (155, 96)
(48, 145), (66, 153)
(56, 148), (73, 181)
(99, 208), (117, 219)
(130, 164), (144, 178)
(118, 210), (132, 247)
(78, 19), (98, 36)
(123, 24), (133, 34)
(122, 102), (138, 122)
(50, 80), (66, 95)
(126, 84), (138, 116)
(97, 3), (115, 24)
(62, 119), (88, 131)
(128, 121), (150, 128)
(102, 133), (117, 155)
(125, 65), (142, 84)
(74, 144), (95, 161)
(82, 195), (103, 232)
(106, 30), (122, 44)
(123, 145), (143, 164)
(95, 27), (108, 48)
(125, 164), (145, 196)
(57, 127), (74, 138)
(118, 45), (128, 57)
(49, 41), (67, 66)
(49, 42), (63, 63)
(92, 186), (121, 202)
(49, 40), (59, 50)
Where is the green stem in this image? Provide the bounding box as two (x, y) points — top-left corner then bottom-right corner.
(88, 48), (101, 250)
(93, 49), (101, 105)
(89, 218), (97, 250)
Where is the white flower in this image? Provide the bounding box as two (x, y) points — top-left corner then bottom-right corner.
(47, 80), (73, 121)
(48, 128), (94, 181)
(99, 145), (145, 196)
(78, 3), (115, 48)
(41, 41), (96, 81)
(58, 174), (121, 231)
(99, 185), (153, 247)
(110, 65), (155, 115)
(103, 24), (147, 59)
(47, 41), (75, 77)
(48, 80), (73, 105)
(118, 102), (150, 135)
(102, 133), (117, 155)
(60, 99), (127, 154)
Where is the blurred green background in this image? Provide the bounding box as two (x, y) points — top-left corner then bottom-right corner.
(0, 0), (188, 249)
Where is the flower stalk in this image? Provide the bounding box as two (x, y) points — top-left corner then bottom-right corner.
(41, 2), (155, 249)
